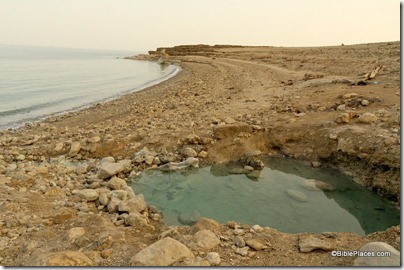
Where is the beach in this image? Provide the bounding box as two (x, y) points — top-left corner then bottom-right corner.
(0, 42), (400, 266)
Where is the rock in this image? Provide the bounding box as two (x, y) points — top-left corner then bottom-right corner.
(98, 162), (126, 179)
(132, 147), (156, 163)
(361, 99), (370, 106)
(178, 210), (201, 225)
(98, 193), (110, 206)
(77, 189), (99, 202)
(198, 150), (208, 158)
(190, 217), (221, 234)
(185, 134), (201, 144)
(354, 242), (400, 266)
(300, 179), (336, 191)
(246, 170), (262, 180)
(107, 177), (127, 190)
(157, 157), (199, 171)
(107, 197), (121, 213)
(32, 251), (93, 266)
(213, 123), (253, 139)
(54, 142), (64, 152)
(336, 113), (350, 123)
(286, 189), (308, 202)
(182, 147), (198, 158)
(144, 156), (154, 165)
(252, 224), (263, 233)
(246, 156), (264, 170)
(183, 256), (211, 266)
(67, 227), (85, 242)
(298, 235), (333, 252)
(101, 156), (115, 164)
(311, 161), (321, 168)
(88, 136), (101, 143)
(187, 230), (221, 251)
(358, 112), (378, 124)
(235, 247), (249, 256)
(16, 154), (25, 161)
(234, 236), (246, 247)
(118, 195), (147, 213)
(246, 239), (268, 251)
(206, 252), (221, 266)
(69, 142), (81, 156)
(130, 237), (194, 266)
(124, 211), (148, 227)
(336, 104), (346, 111)
(224, 117), (236, 124)
(342, 93), (358, 99)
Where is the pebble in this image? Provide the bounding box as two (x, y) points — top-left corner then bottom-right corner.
(235, 247), (249, 257)
(336, 104), (346, 111)
(311, 161), (321, 168)
(206, 252), (221, 266)
(234, 236), (246, 247)
(361, 99), (370, 106)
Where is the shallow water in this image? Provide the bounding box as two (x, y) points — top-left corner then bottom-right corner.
(0, 45), (178, 129)
(132, 157), (399, 235)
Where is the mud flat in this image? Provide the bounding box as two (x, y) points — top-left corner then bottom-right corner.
(0, 42), (400, 266)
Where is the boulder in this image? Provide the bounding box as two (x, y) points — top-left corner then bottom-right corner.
(77, 189), (98, 202)
(187, 230), (221, 251)
(190, 217), (221, 234)
(298, 235), (333, 252)
(286, 189), (308, 202)
(354, 242), (400, 266)
(107, 177), (127, 190)
(130, 237), (194, 266)
(358, 112), (378, 124)
(98, 162), (126, 179)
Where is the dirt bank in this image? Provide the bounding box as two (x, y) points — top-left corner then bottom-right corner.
(0, 42), (400, 266)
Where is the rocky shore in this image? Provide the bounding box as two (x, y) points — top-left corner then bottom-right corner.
(0, 42), (400, 266)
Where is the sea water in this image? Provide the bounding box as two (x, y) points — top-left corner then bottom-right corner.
(132, 157), (399, 235)
(0, 44), (179, 129)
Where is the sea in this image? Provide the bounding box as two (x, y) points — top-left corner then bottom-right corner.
(0, 44), (179, 130)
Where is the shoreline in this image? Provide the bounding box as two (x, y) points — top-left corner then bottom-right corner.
(0, 42), (400, 266)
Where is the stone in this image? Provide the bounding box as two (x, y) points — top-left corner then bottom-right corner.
(144, 156), (155, 165)
(354, 242), (400, 266)
(298, 235), (333, 252)
(101, 156), (115, 164)
(234, 236), (246, 247)
(185, 134), (201, 144)
(342, 93), (358, 99)
(286, 189), (308, 202)
(206, 252), (221, 266)
(336, 104), (346, 111)
(98, 193), (110, 206)
(246, 170), (262, 180)
(77, 189), (99, 202)
(300, 179), (336, 191)
(252, 224), (263, 233)
(190, 217), (221, 234)
(16, 154), (25, 161)
(198, 150), (208, 158)
(178, 210), (201, 225)
(336, 113), (350, 123)
(54, 142), (64, 152)
(358, 112), (378, 124)
(98, 162), (126, 179)
(157, 157), (199, 171)
(69, 142), (81, 156)
(118, 195), (147, 213)
(124, 211), (148, 227)
(130, 237), (194, 266)
(187, 230), (221, 251)
(67, 227), (85, 242)
(107, 197), (121, 213)
(88, 136), (101, 143)
(224, 117), (236, 124)
(246, 239), (268, 251)
(32, 251), (93, 266)
(235, 247), (249, 256)
(246, 156), (264, 170)
(311, 161), (321, 168)
(107, 177), (127, 190)
(182, 147), (198, 158)
(361, 99), (370, 106)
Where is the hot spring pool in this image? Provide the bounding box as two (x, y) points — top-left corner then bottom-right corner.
(131, 157), (399, 235)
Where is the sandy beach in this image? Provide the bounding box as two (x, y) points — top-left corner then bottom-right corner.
(0, 42), (400, 266)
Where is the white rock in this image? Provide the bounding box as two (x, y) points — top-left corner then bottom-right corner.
(98, 162), (126, 179)
(206, 252), (221, 266)
(130, 237), (194, 266)
(252, 224), (263, 233)
(354, 242), (400, 266)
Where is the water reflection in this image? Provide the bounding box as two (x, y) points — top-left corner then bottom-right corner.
(132, 157), (399, 235)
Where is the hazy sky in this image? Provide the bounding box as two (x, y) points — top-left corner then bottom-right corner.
(0, 0), (400, 51)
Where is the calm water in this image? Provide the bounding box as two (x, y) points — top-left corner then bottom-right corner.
(132, 157), (399, 235)
(0, 45), (179, 129)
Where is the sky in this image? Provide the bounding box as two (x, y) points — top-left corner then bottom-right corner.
(0, 0), (400, 51)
